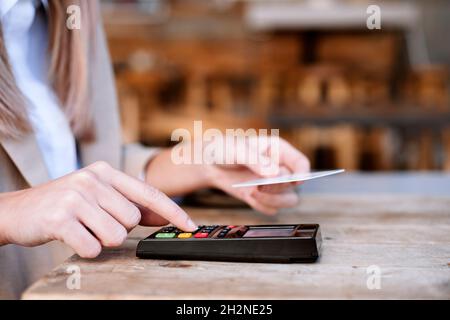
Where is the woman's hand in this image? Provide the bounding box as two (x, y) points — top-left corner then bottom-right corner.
(206, 138), (310, 215)
(146, 137), (310, 215)
(0, 161), (197, 258)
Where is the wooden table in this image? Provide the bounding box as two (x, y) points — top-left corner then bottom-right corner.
(23, 195), (450, 299)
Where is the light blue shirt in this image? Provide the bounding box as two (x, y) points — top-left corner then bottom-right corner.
(1, 0), (78, 179)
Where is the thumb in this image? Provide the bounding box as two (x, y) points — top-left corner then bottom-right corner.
(244, 154), (280, 178)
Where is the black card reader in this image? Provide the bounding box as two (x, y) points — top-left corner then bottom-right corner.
(136, 224), (322, 263)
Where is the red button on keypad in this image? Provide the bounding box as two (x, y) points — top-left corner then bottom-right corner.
(194, 232), (209, 238)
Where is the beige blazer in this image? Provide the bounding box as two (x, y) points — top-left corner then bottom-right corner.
(0, 22), (157, 299)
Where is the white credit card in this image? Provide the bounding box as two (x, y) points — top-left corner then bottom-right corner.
(232, 169), (345, 188)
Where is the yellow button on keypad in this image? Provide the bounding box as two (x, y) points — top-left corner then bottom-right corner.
(178, 233), (192, 238)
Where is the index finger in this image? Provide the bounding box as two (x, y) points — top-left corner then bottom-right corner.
(87, 162), (197, 232)
(279, 140), (310, 174)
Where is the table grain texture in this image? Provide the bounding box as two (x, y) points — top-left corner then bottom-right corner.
(22, 195), (450, 299)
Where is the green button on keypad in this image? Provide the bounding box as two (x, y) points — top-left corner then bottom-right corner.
(155, 232), (176, 238)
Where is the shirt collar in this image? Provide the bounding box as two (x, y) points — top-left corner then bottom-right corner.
(0, 0), (18, 19)
(0, 0), (48, 19)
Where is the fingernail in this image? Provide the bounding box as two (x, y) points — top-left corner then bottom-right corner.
(187, 219), (197, 231)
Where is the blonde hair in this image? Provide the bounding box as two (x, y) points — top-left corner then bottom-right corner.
(0, 0), (98, 141)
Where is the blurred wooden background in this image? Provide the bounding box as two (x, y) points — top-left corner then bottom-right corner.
(102, 0), (450, 171)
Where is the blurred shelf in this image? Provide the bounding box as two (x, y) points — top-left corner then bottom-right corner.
(101, 1), (170, 26)
(246, 1), (419, 31)
(270, 106), (450, 127)
(101, 1), (247, 39)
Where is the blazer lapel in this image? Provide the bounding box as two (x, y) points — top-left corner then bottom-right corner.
(0, 133), (50, 187)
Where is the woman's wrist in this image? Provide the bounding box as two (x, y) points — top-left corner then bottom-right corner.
(0, 192), (15, 246)
(145, 148), (214, 196)
(201, 163), (220, 189)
